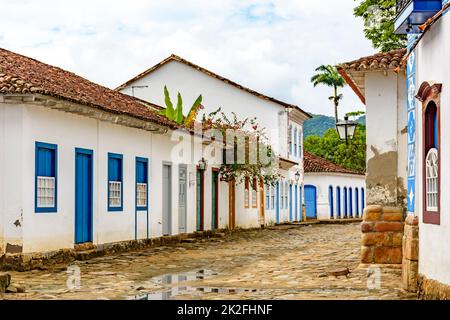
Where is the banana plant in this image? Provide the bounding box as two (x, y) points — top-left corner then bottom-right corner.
(158, 85), (203, 126)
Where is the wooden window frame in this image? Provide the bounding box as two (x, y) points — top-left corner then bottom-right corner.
(244, 177), (250, 208)
(417, 82), (442, 225)
(252, 178), (258, 208)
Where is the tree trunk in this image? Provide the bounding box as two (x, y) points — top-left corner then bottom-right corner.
(334, 86), (339, 123)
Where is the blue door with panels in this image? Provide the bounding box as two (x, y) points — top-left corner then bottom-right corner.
(299, 186), (303, 221)
(295, 185), (298, 221)
(304, 185), (317, 219)
(135, 157), (149, 240)
(75, 148), (93, 244)
(289, 184), (293, 221)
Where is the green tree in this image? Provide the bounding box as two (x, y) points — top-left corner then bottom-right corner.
(304, 125), (366, 172)
(354, 0), (407, 52)
(310, 65), (346, 123)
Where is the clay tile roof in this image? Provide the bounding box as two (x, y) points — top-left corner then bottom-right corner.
(303, 151), (364, 176)
(115, 54), (311, 120)
(0, 47), (182, 129)
(338, 48), (406, 72)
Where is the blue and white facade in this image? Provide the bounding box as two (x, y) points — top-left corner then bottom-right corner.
(395, 0), (450, 290)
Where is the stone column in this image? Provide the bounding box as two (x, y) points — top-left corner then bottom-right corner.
(361, 205), (404, 264)
(402, 214), (419, 291)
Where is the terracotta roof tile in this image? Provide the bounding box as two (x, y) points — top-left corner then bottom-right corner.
(0, 47), (182, 129)
(338, 48), (406, 72)
(304, 151), (364, 176)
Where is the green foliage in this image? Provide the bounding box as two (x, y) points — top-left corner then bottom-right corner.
(304, 114), (336, 138)
(353, 0), (407, 52)
(310, 65), (346, 122)
(158, 85), (203, 126)
(304, 125), (366, 172)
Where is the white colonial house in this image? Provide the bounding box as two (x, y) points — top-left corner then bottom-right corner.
(303, 152), (365, 221)
(339, 0), (450, 299)
(116, 54), (311, 227)
(0, 48), (310, 256)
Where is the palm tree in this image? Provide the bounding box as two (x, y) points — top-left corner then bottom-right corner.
(311, 65), (346, 123)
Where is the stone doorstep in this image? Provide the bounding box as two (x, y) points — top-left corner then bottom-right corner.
(359, 263), (402, 270)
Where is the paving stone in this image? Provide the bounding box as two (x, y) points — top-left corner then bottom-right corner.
(2, 223), (416, 300)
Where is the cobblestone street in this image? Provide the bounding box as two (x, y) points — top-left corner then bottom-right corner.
(2, 223), (416, 300)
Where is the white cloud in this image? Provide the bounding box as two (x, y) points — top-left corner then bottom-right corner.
(0, 0), (375, 117)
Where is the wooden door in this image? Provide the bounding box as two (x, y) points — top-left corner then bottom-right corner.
(228, 179), (236, 229)
(259, 178), (265, 226)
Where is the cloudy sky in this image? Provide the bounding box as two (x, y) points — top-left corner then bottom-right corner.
(0, 0), (374, 117)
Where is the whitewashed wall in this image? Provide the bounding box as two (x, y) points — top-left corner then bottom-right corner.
(119, 60), (289, 158)
(365, 71), (407, 206)
(0, 102), (227, 253)
(304, 173), (366, 220)
(416, 14), (450, 286)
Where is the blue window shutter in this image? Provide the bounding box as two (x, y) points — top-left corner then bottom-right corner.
(35, 142), (57, 213)
(136, 158), (148, 183)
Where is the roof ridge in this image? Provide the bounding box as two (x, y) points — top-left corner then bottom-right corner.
(304, 151), (365, 175)
(114, 54), (311, 119)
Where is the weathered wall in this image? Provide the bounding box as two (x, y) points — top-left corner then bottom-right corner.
(304, 173), (366, 220)
(365, 71), (407, 208)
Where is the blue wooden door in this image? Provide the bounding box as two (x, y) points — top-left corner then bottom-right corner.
(295, 185), (298, 221)
(304, 185), (317, 219)
(276, 182), (280, 223)
(289, 184), (293, 221)
(299, 186), (303, 221)
(75, 148), (93, 244)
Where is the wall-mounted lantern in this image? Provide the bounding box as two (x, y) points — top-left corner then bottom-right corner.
(295, 171), (301, 183)
(336, 115), (357, 145)
(198, 157), (208, 171)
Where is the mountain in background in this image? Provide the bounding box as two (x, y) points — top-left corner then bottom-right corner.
(304, 113), (366, 138)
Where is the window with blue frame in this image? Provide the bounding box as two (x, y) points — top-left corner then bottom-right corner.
(35, 142), (57, 213)
(136, 157), (148, 210)
(289, 125), (293, 155)
(294, 128), (298, 157)
(298, 130), (302, 156)
(108, 153), (123, 211)
(271, 185), (275, 209)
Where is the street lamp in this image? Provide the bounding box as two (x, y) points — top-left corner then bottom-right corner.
(336, 115), (357, 145)
(198, 157), (208, 171)
(295, 171), (301, 183)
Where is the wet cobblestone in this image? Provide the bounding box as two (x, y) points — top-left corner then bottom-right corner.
(1, 223), (417, 300)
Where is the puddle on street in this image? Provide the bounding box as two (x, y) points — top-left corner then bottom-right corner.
(132, 269), (259, 300)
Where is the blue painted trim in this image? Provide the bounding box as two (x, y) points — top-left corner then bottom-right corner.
(107, 152), (123, 212)
(276, 182), (280, 223)
(343, 187), (348, 218)
(75, 147), (94, 244)
(355, 188), (360, 217)
(295, 185), (298, 221)
(35, 141), (58, 213)
(289, 184), (293, 221)
(299, 186), (302, 222)
(349, 187), (353, 217)
(135, 156), (149, 240)
(329, 185), (334, 218)
(361, 188), (365, 212)
(337, 187), (341, 218)
(135, 157), (149, 211)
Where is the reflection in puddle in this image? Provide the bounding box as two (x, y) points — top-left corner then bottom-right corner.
(132, 269), (259, 300)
